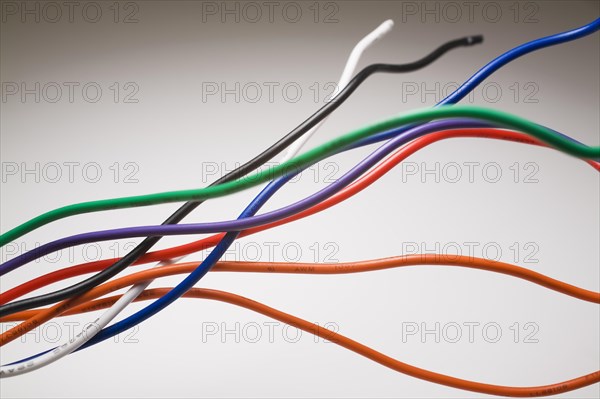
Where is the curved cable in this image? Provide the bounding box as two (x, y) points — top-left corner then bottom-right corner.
(5, 255), (599, 320)
(2, 109), (599, 284)
(0, 35), (480, 248)
(1, 18), (600, 394)
(2, 96), (598, 251)
(3, 18), (599, 319)
(1, 19), (600, 376)
(2, 128), (599, 305)
(3, 17), (599, 245)
(281, 19), (394, 162)
(2, 272), (598, 396)
(0, 20), (399, 375)
(3, 126), (597, 348)
(0, 35), (481, 319)
(440, 17), (600, 105)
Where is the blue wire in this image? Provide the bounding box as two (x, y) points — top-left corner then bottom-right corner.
(83, 17), (600, 348)
(362, 17), (600, 146)
(7, 17), (600, 366)
(80, 176), (294, 350)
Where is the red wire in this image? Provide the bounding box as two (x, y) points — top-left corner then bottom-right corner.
(2, 128), (598, 304)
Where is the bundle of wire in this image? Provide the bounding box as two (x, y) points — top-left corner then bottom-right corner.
(0, 17), (599, 398)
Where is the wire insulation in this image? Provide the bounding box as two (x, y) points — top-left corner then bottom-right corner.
(3, 17), (600, 246)
(1, 105), (598, 252)
(2, 127), (598, 305)
(2, 276), (598, 396)
(0, 20), (400, 375)
(2, 111), (598, 285)
(0, 35), (481, 319)
(0, 20), (600, 392)
(5, 255), (599, 323)
(3, 126), (598, 346)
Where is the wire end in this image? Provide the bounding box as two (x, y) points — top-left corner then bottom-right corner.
(466, 35), (484, 46)
(372, 19), (395, 41)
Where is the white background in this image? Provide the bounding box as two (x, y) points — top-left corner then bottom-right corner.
(1, 1), (599, 398)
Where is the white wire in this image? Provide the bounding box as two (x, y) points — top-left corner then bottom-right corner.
(281, 19), (394, 163)
(0, 19), (394, 377)
(0, 256), (184, 377)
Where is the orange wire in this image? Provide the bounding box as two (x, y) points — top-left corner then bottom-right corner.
(2, 257), (598, 395)
(6, 285), (599, 397)
(2, 255), (598, 328)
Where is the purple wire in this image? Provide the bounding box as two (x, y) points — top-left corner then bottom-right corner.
(0, 119), (493, 275)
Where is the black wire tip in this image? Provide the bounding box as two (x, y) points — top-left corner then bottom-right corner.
(466, 35), (484, 46)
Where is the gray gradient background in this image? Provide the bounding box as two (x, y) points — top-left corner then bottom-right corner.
(0, 0), (599, 398)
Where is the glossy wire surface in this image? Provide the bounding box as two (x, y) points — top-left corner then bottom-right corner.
(2, 128), (599, 305)
(3, 17), (599, 246)
(0, 20), (400, 374)
(1, 109), (598, 285)
(0, 35), (483, 318)
(1, 105), (598, 253)
(3, 126), (598, 352)
(1, 17), (598, 398)
(3, 19), (599, 321)
(2, 256), (599, 396)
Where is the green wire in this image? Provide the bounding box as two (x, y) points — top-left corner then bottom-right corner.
(1, 105), (598, 247)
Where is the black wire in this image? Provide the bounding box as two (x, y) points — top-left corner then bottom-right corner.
(0, 35), (483, 318)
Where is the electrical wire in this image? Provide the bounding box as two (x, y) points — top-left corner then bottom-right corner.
(3, 18), (599, 320)
(3, 126), (598, 347)
(0, 35), (482, 323)
(281, 19), (394, 163)
(5, 255), (599, 320)
(0, 18), (596, 396)
(2, 109), (599, 284)
(1, 105), (598, 253)
(0, 35), (481, 248)
(92, 288), (598, 397)
(2, 258), (598, 396)
(0, 20), (400, 375)
(2, 128), (599, 305)
(438, 17), (600, 106)
(1, 20), (600, 382)
(2, 17), (599, 246)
